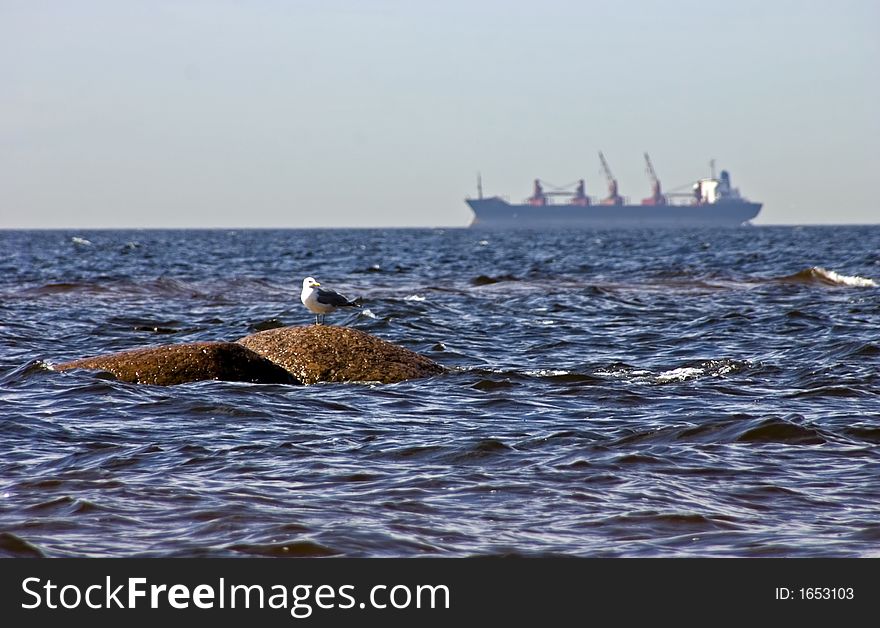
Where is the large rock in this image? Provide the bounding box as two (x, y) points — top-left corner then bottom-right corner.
(56, 342), (298, 386)
(238, 325), (445, 384)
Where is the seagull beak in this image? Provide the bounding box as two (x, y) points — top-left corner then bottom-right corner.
(312, 282), (320, 287)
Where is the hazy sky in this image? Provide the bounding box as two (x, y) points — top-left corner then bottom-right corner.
(2, 0), (878, 228)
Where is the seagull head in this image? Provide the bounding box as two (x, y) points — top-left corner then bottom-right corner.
(303, 277), (321, 289)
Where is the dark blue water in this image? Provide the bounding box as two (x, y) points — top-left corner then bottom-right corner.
(1, 226), (879, 557)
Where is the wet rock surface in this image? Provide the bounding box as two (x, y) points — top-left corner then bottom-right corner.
(56, 342), (299, 386)
(237, 325), (446, 384)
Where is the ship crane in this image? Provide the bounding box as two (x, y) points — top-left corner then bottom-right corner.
(527, 178), (547, 206)
(641, 153), (667, 205)
(598, 151), (623, 206)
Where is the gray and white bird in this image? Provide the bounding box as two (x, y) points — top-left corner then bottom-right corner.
(300, 277), (361, 325)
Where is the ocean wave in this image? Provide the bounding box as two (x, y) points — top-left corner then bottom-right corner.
(471, 274), (519, 286)
(0, 360), (54, 385)
(18, 282), (111, 296)
(595, 359), (750, 385)
(10, 276), (284, 300)
(777, 267), (877, 287)
(248, 317), (286, 332)
(0, 532), (46, 558)
(655, 367), (706, 383)
(228, 540), (341, 557)
(611, 414), (829, 446)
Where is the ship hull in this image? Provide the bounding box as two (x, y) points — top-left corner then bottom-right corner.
(466, 198), (761, 228)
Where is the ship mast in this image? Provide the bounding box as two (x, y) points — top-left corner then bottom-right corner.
(598, 151), (623, 205)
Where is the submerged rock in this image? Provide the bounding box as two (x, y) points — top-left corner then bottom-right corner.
(56, 342), (298, 386)
(237, 325), (445, 384)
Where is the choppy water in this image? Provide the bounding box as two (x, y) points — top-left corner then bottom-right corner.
(1, 226), (879, 557)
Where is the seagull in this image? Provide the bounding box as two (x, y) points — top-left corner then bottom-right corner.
(300, 277), (361, 325)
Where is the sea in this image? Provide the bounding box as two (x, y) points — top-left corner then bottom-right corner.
(1, 226), (879, 558)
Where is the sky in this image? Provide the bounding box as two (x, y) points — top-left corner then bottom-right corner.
(1, 0), (878, 228)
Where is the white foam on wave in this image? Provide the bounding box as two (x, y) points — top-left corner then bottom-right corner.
(594, 368), (651, 378)
(359, 308), (377, 319)
(596, 360), (749, 385)
(71, 237), (91, 246)
(656, 367), (705, 383)
(404, 294), (426, 302)
(711, 361), (741, 377)
(526, 369), (570, 377)
(814, 267), (877, 288)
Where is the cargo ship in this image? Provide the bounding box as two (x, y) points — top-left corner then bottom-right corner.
(466, 153), (761, 228)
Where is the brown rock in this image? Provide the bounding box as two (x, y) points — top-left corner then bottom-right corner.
(237, 325), (445, 384)
(56, 342), (299, 386)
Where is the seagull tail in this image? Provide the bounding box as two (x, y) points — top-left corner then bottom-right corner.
(349, 296), (363, 308)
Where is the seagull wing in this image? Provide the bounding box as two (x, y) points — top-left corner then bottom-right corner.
(315, 287), (358, 307)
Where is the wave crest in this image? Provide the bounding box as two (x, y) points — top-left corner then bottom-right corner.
(779, 267), (877, 288)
